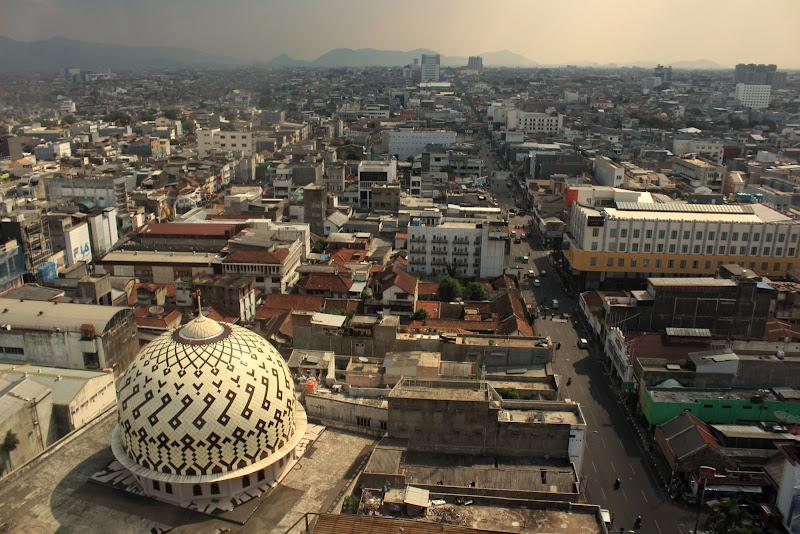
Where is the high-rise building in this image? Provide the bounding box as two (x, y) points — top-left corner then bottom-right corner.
(420, 54), (440, 82)
(467, 56), (483, 71)
(734, 64), (785, 88)
(735, 83), (771, 109)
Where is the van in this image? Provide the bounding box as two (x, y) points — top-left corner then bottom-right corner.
(551, 299), (559, 309)
(523, 256), (529, 263)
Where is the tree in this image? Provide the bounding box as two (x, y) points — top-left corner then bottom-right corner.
(103, 111), (132, 127)
(139, 109), (157, 122)
(497, 387), (520, 399)
(60, 156), (71, 164)
(258, 94), (273, 109)
(705, 498), (762, 534)
(464, 282), (487, 300)
(311, 238), (327, 253)
(437, 275), (463, 301)
(220, 123), (236, 132)
(60, 114), (77, 125)
(162, 107), (183, 120)
(223, 110), (237, 122)
(0, 430), (19, 474)
(729, 118), (748, 130)
(412, 308), (430, 321)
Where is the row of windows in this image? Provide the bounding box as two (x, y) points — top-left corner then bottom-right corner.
(601, 241), (795, 257)
(588, 256), (792, 272)
(0, 347), (24, 355)
(601, 227), (797, 243)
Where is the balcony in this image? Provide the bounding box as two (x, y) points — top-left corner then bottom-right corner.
(432, 237), (448, 243)
(453, 249), (468, 255)
(453, 237), (469, 244)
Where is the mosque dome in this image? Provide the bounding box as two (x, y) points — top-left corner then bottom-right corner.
(112, 313), (305, 482)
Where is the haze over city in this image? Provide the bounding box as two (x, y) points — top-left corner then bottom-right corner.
(2, 0), (800, 67)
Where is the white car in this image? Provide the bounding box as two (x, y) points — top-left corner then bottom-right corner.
(578, 338), (589, 348)
(533, 278), (541, 287)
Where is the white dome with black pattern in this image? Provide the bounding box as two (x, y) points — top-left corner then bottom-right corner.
(112, 313), (305, 482)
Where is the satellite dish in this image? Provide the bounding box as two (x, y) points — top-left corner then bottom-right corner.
(774, 411), (800, 425)
(149, 306), (164, 315)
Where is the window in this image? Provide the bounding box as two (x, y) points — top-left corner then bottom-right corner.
(607, 258), (614, 267)
(242, 475), (250, 488)
(644, 244), (651, 252)
(692, 260), (699, 269)
(659, 230), (666, 239)
(655, 259), (662, 268)
(742, 233), (748, 241)
(591, 242), (598, 251)
(792, 234), (798, 243)
(764, 248), (771, 256)
(705, 261), (711, 269)
(643, 259), (649, 267)
(694, 245), (701, 254)
(696, 232), (703, 240)
(357, 416), (371, 427)
(211, 483), (220, 495)
(632, 243), (639, 252)
(754, 233), (760, 241)
(750, 247), (758, 255)
(766, 234), (773, 242)
(165, 483), (173, 494)
(193, 485), (202, 496)
(719, 246), (726, 254)
(680, 260), (687, 269)
(609, 243), (616, 252)
(668, 260), (674, 268)
(592, 228), (600, 237)
(683, 231), (690, 240)
(610, 229), (617, 237)
(721, 232), (728, 240)
(682, 245), (689, 254)
(590, 257), (597, 266)
(152, 481), (160, 491)
(619, 243), (626, 252)
(761, 262), (768, 271)
(670, 230), (678, 239)
(708, 232), (715, 240)
(631, 259), (637, 267)
(749, 262), (755, 268)
(633, 229), (640, 238)
(257, 470), (265, 482)
(620, 229), (627, 238)
(645, 229), (653, 239)
(779, 234), (786, 242)
(706, 246), (713, 254)
(731, 232), (738, 241)
(618, 258), (624, 267)
(777, 248), (783, 256)
(657, 245), (665, 253)
(788, 263), (794, 270)
(790, 248), (796, 257)
(775, 262), (781, 271)
(668, 244), (676, 253)
(739, 246), (746, 255)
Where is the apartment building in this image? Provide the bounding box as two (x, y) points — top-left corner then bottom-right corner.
(565, 200), (800, 290)
(672, 138), (724, 165)
(406, 216), (507, 279)
(358, 159), (397, 208)
(671, 156), (725, 192)
(506, 110), (564, 135)
(44, 174), (130, 211)
(197, 128), (254, 157)
(220, 241), (302, 294)
(734, 83), (771, 109)
(388, 129), (456, 160)
(420, 53), (440, 82)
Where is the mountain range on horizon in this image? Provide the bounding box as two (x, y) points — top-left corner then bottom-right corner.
(0, 35), (731, 73)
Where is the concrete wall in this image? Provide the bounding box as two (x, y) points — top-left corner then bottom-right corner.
(0, 392), (52, 472)
(304, 394), (388, 432)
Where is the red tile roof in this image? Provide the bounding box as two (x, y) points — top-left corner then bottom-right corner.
(417, 281), (439, 298)
(259, 293), (325, 313)
(139, 222), (242, 238)
(370, 265), (417, 296)
(415, 300), (441, 319)
(296, 273), (354, 293)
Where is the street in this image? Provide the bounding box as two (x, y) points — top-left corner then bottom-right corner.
(485, 143), (700, 533)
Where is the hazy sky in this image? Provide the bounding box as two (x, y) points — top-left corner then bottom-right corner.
(2, 0), (800, 67)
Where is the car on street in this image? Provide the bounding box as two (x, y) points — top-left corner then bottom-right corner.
(578, 338), (589, 348)
(551, 299), (559, 309)
(540, 269), (546, 276)
(523, 256), (529, 263)
(533, 278), (540, 287)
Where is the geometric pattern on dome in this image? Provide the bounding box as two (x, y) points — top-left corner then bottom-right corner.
(115, 321), (297, 478)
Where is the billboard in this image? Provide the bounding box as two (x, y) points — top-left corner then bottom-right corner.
(64, 222), (92, 266)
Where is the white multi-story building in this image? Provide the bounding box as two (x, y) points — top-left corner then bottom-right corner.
(565, 196), (800, 288)
(406, 214), (508, 279)
(197, 128), (254, 157)
(388, 128), (456, 160)
(506, 110), (563, 135)
(594, 156), (625, 187)
(672, 138), (724, 165)
(420, 54), (440, 82)
(358, 159), (397, 208)
(735, 83), (771, 109)
(87, 207), (119, 256)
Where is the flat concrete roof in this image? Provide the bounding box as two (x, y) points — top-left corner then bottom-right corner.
(0, 299), (131, 333)
(390, 383), (490, 402)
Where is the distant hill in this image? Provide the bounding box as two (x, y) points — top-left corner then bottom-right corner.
(0, 35), (238, 73)
(478, 50), (539, 68)
(671, 59), (728, 70)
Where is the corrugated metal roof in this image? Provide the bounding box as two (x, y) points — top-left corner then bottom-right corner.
(614, 202), (753, 214)
(666, 327), (712, 338)
(0, 300), (131, 333)
(311, 514), (494, 534)
(0, 364), (111, 404)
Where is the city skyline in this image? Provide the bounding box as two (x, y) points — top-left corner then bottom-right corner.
(2, 0), (800, 68)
